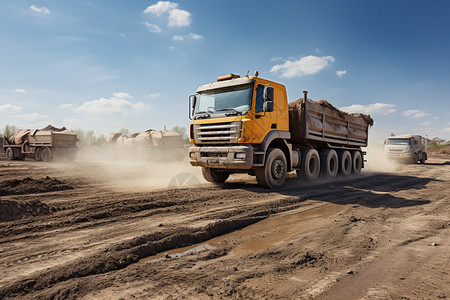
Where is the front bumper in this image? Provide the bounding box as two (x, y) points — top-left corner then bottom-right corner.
(189, 145), (253, 169)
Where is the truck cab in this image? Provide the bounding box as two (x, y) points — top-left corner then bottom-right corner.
(384, 135), (427, 164)
(189, 73), (291, 174)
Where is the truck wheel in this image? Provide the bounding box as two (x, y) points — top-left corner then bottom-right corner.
(338, 150), (352, 176)
(202, 167), (229, 184)
(351, 151), (363, 175)
(255, 148), (287, 188)
(319, 148), (338, 179)
(41, 147), (53, 162)
(419, 153), (426, 164)
(299, 148), (320, 182)
(411, 153), (418, 164)
(34, 148), (42, 161)
(5, 148), (14, 160)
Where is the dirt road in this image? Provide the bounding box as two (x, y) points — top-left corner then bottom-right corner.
(0, 156), (448, 299)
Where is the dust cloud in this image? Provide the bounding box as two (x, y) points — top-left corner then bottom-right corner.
(58, 145), (206, 191)
(363, 143), (400, 173)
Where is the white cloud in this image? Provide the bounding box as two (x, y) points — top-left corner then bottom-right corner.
(30, 5), (50, 14)
(0, 104), (21, 113)
(271, 57), (282, 62)
(149, 93), (161, 99)
(419, 121), (431, 126)
(144, 22), (162, 33)
(315, 48), (322, 53)
(340, 103), (397, 115)
(168, 8), (191, 27)
(270, 55), (335, 78)
(432, 116), (440, 120)
(143, 1), (178, 16)
(15, 88), (27, 93)
(112, 92), (132, 99)
(402, 109), (431, 118)
(59, 103), (73, 109)
(169, 46), (175, 50)
(18, 113), (48, 121)
(187, 33), (203, 40)
(336, 70), (347, 78)
(173, 33), (203, 41)
(143, 1), (191, 28)
(61, 93), (149, 116)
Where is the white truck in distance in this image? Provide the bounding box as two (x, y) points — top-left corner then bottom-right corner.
(384, 135), (427, 164)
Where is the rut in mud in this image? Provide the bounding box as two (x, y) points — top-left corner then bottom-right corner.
(0, 157), (448, 299)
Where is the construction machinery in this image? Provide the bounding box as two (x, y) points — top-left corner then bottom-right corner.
(105, 129), (185, 161)
(3, 125), (77, 162)
(384, 135), (427, 164)
(188, 72), (373, 188)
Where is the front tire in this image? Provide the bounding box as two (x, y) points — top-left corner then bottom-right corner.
(255, 148), (287, 188)
(5, 148), (14, 160)
(202, 167), (229, 184)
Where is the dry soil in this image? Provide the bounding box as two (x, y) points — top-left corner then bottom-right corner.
(0, 153), (448, 299)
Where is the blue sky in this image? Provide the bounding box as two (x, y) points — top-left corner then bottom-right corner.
(1, 0), (449, 142)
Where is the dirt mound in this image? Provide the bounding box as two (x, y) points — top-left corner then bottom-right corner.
(0, 176), (73, 196)
(428, 144), (450, 157)
(0, 199), (52, 222)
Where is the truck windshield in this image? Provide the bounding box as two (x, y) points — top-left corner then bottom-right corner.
(386, 138), (411, 145)
(194, 83), (253, 118)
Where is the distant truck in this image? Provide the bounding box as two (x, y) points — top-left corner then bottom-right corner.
(384, 135), (427, 164)
(3, 125), (77, 162)
(188, 73), (374, 188)
(105, 129), (185, 161)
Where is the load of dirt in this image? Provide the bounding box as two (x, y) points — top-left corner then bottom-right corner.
(0, 199), (52, 222)
(0, 176), (73, 196)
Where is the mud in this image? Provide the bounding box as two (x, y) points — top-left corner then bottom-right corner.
(0, 154), (448, 299)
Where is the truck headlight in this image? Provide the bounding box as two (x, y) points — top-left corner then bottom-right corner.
(235, 153), (246, 160)
(190, 152), (197, 159)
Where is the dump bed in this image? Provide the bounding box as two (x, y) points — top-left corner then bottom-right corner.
(28, 131), (77, 147)
(288, 98), (373, 147)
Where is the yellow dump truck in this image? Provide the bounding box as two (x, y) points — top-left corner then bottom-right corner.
(188, 73), (373, 188)
(3, 126), (77, 162)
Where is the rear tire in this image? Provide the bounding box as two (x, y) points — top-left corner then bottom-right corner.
(299, 148), (320, 182)
(41, 147), (53, 162)
(352, 151), (363, 175)
(255, 148), (287, 188)
(411, 153), (418, 164)
(319, 148), (338, 179)
(338, 150), (352, 176)
(202, 167), (229, 184)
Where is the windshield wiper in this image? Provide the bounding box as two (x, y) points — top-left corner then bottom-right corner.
(194, 111), (211, 119)
(216, 108), (242, 116)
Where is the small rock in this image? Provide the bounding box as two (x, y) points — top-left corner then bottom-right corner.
(431, 242), (439, 246)
(233, 267), (238, 271)
(400, 277), (405, 280)
(164, 253), (171, 258)
(346, 270), (354, 275)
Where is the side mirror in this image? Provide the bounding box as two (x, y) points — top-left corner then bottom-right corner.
(189, 95), (197, 120)
(263, 100), (274, 112)
(384, 139), (387, 145)
(263, 86), (274, 102)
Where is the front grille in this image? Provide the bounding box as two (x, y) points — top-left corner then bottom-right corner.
(194, 122), (241, 144)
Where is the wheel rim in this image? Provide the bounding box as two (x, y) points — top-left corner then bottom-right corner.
(272, 159), (285, 179)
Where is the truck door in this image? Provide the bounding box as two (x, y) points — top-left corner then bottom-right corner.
(252, 84), (276, 143)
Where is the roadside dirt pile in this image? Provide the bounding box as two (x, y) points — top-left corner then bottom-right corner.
(0, 199), (52, 222)
(0, 176), (73, 196)
(428, 144), (450, 157)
